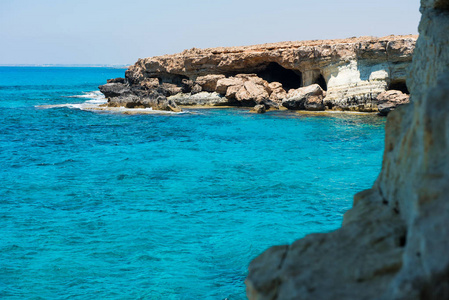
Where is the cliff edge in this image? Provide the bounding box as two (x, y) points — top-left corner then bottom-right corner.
(245, 1), (449, 299)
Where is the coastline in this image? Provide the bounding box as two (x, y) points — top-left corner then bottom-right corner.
(98, 35), (416, 116)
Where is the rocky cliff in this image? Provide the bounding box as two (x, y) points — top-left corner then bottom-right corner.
(245, 0), (449, 299)
(99, 35), (416, 113)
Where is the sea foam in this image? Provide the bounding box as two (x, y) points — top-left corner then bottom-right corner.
(38, 91), (184, 114)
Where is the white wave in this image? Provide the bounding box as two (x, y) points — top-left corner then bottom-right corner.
(37, 90), (186, 115)
(67, 91), (104, 99)
(37, 90), (106, 110)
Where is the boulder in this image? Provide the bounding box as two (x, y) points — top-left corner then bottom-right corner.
(282, 84), (325, 110)
(250, 104), (266, 114)
(195, 74), (225, 92)
(216, 77), (245, 95)
(243, 81), (270, 102)
(376, 90), (410, 116)
(98, 82), (131, 98)
(305, 95), (326, 111)
(225, 85), (241, 99)
(217, 75), (271, 105)
(268, 82), (287, 102)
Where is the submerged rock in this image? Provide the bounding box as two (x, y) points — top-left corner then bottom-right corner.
(250, 104), (266, 114)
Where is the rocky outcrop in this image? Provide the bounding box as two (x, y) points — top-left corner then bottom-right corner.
(376, 90), (410, 116)
(100, 35), (416, 112)
(98, 78), (181, 112)
(245, 0), (449, 299)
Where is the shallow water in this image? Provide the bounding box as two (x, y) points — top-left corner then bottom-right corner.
(0, 67), (386, 299)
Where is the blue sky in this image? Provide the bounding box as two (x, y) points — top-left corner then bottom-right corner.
(0, 0), (421, 65)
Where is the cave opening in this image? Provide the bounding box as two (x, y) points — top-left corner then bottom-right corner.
(158, 73), (189, 86)
(256, 62), (303, 91)
(315, 74), (327, 91)
(388, 80), (409, 94)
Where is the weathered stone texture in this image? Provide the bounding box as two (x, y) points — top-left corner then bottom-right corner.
(117, 35), (416, 111)
(246, 1), (449, 299)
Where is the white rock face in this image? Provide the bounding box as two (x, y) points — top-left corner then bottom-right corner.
(323, 61), (389, 111)
(246, 0), (449, 299)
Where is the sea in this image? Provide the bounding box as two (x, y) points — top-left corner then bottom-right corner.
(0, 67), (386, 299)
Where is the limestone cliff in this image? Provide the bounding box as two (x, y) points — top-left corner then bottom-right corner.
(245, 0), (449, 299)
(100, 35), (416, 112)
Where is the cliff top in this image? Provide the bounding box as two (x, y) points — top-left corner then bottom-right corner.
(159, 35), (418, 57)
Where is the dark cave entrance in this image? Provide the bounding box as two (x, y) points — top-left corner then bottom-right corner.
(315, 73), (327, 91)
(388, 79), (409, 94)
(256, 62), (303, 91)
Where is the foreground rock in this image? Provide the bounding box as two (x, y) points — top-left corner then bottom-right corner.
(246, 0), (449, 299)
(377, 90), (410, 116)
(100, 35), (416, 112)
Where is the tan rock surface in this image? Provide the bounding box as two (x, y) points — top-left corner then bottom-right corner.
(123, 35), (416, 111)
(101, 35), (416, 111)
(282, 84), (325, 110)
(246, 0), (449, 299)
(195, 74), (225, 92)
(376, 90), (410, 116)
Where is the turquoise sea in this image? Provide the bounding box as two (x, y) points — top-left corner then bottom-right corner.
(0, 67), (386, 299)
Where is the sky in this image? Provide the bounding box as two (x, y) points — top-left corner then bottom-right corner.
(0, 0), (421, 65)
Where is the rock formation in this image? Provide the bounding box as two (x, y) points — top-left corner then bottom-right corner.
(245, 0), (449, 299)
(282, 84), (326, 111)
(99, 35), (416, 112)
(376, 90), (410, 116)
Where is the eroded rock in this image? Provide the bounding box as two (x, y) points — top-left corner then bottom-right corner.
(195, 74), (225, 92)
(377, 90), (410, 116)
(168, 92), (229, 106)
(101, 35), (416, 111)
(98, 81), (181, 112)
(268, 82), (287, 102)
(282, 84), (325, 111)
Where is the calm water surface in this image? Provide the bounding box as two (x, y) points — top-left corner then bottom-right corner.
(0, 67), (386, 299)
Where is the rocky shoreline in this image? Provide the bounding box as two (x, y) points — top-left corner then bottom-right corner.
(99, 35), (416, 115)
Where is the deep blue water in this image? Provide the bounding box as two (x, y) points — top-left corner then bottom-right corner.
(0, 67), (386, 299)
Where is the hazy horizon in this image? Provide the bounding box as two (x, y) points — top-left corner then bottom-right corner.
(0, 0), (421, 65)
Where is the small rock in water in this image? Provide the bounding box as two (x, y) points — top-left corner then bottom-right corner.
(250, 104), (266, 114)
